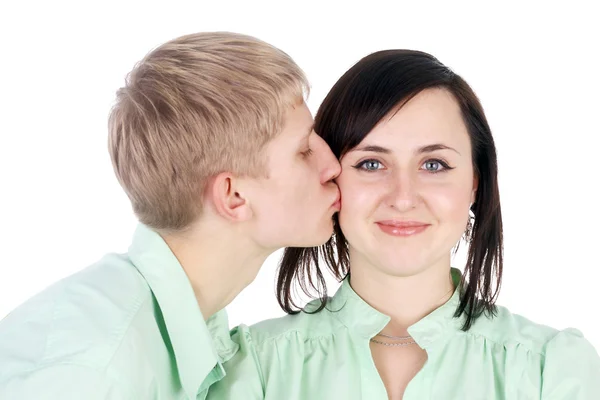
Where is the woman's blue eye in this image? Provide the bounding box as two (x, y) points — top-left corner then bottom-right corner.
(355, 159), (382, 171)
(353, 158), (452, 173)
(424, 161), (442, 172)
(421, 159), (453, 173)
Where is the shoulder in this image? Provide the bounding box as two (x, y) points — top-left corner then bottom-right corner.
(540, 328), (600, 397)
(0, 253), (153, 379)
(467, 303), (564, 355)
(542, 327), (600, 369)
(472, 305), (600, 396)
(468, 303), (599, 361)
(245, 298), (346, 347)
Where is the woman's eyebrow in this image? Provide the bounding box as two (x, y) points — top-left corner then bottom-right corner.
(351, 145), (391, 154)
(418, 143), (461, 155)
(351, 143), (460, 155)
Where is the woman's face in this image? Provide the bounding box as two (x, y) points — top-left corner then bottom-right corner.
(337, 88), (477, 277)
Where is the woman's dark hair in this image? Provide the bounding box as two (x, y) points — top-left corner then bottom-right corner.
(277, 49), (503, 331)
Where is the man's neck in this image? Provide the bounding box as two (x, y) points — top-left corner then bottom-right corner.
(161, 222), (271, 320)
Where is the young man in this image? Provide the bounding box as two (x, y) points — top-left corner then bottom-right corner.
(0, 32), (340, 399)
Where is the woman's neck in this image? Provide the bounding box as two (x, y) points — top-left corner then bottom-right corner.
(348, 251), (455, 335)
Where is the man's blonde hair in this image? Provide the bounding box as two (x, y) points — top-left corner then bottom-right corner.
(108, 32), (309, 231)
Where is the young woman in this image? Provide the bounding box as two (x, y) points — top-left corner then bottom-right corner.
(208, 49), (600, 399)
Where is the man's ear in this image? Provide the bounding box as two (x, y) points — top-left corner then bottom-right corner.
(207, 172), (253, 222)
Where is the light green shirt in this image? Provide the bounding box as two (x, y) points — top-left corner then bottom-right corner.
(0, 224), (237, 399)
(208, 269), (600, 399)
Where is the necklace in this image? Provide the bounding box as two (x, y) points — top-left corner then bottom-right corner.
(369, 337), (417, 346)
(377, 333), (412, 340)
(369, 333), (417, 346)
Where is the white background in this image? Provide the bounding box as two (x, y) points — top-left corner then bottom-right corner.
(1, 1), (599, 350)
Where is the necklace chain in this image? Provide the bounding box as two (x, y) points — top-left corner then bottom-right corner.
(369, 338), (417, 347)
(377, 332), (412, 340)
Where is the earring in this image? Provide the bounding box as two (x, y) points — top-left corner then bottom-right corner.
(465, 218), (473, 240)
(464, 205), (475, 241)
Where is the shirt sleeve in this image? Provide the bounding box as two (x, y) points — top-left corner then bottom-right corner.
(0, 364), (132, 400)
(541, 328), (600, 399)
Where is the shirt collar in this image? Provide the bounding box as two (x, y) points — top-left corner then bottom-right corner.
(330, 268), (464, 348)
(128, 224), (237, 398)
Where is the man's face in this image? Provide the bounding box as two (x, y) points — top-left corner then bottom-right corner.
(245, 102), (341, 249)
